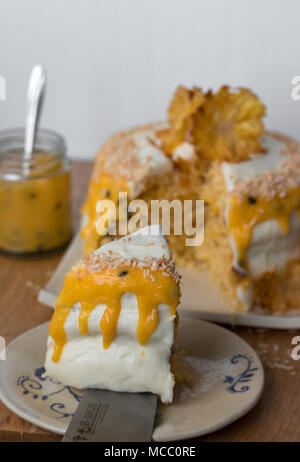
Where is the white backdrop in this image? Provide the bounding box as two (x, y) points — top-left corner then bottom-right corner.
(1, 0), (300, 159)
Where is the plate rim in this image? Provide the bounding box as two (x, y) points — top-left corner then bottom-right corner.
(0, 318), (265, 441)
(181, 307), (300, 330)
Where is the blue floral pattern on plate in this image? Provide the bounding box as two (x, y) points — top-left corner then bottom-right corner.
(17, 367), (82, 418)
(224, 354), (258, 393)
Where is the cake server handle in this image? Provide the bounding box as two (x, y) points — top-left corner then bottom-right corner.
(62, 389), (158, 442)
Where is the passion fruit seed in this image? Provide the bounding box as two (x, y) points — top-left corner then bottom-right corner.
(247, 196), (257, 204)
(119, 270), (128, 277)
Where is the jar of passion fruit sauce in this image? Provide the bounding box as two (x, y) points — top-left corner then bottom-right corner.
(0, 128), (72, 254)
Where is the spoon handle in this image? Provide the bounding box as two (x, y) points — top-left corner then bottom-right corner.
(24, 65), (47, 160)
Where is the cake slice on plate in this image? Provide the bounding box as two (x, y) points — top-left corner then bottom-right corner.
(45, 225), (181, 403)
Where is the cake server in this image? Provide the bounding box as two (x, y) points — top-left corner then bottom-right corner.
(62, 389), (157, 442)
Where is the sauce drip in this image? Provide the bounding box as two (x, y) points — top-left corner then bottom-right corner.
(49, 265), (179, 363)
(81, 175), (128, 254)
(227, 187), (300, 271)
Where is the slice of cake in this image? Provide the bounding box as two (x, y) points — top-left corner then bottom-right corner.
(45, 225), (181, 404)
(80, 85), (300, 314)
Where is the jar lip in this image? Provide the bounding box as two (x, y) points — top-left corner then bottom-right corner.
(0, 127), (66, 150)
(0, 127), (68, 181)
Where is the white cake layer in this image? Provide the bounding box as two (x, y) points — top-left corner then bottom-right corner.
(236, 212), (300, 310)
(247, 211), (300, 278)
(45, 294), (175, 403)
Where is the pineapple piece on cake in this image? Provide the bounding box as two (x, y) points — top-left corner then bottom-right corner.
(193, 86), (266, 162)
(45, 225), (181, 404)
(157, 85), (205, 154)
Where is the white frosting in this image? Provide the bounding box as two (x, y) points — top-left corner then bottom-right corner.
(221, 133), (300, 310)
(221, 134), (289, 192)
(133, 130), (162, 149)
(247, 211), (300, 278)
(173, 142), (196, 162)
(96, 224), (171, 261)
(129, 131), (172, 198)
(44, 225), (177, 403)
(236, 283), (253, 312)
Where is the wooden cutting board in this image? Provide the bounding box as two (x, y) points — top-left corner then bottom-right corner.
(0, 162), (299, 442)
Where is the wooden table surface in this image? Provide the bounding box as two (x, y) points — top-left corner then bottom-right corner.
(0, 161), (299, 442)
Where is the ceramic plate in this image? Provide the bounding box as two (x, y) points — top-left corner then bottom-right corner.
(38, 234), (300, 329)
(0, 316), (264, 441)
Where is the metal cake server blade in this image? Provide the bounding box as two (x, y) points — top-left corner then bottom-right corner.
(62, 389), (158, 442)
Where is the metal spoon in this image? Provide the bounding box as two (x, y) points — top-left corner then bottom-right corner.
(24, 65), (47, 163)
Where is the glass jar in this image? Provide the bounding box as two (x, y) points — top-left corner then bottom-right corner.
(0, 128), (72, 254)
